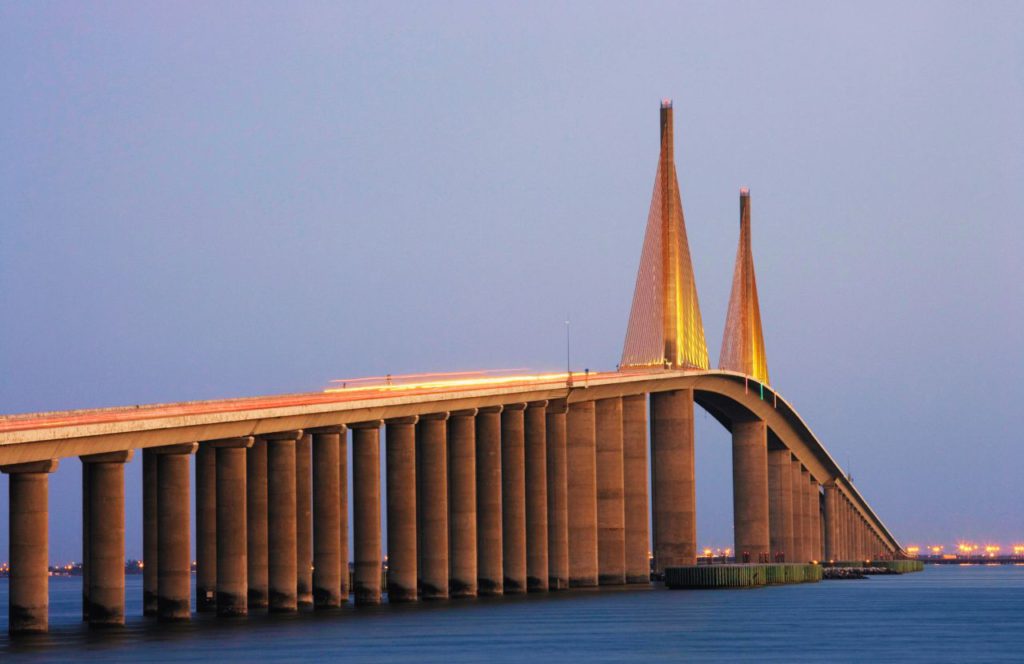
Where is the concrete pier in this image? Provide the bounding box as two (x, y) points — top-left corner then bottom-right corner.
(809, 480), (821, 561)
(3, 459), (58, 634)
(545, 400), (569, 590)
(801, 468), (813, 563)
(295, 433), (313, 606)
(82, 451), (133, 626)
(790, 457), (805, 563)
(246, 438), (269, 609)
(732, 418), (770, 563)
(476, 405), (504, 595)
(501, 403), (528, 594)
(525, 401), (549, 592)
(596, 397), (626, 585)
(417, 413), (449, 599)
(448, 409), (478, 597)
(621, 394), (649, 584)
(768, 448), (794, 562)
(82, 458), (90, 621)
(156, 444), (197, 621)
(566, 400), (598, 587)
(195, 444), (217, 612)
(650, 389), (697, 571)
(823, 483), (837, 561)
(142, 449), (158, 616)
(267, 431), (300, 612)
(311, 426), (344, 609)
(351, 421), (382, 604)
(386, 416), (418, 602)
(212, 437), (251, 617)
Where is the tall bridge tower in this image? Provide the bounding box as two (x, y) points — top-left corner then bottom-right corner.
(620, 100), (709, 370)
(718, 188), (769, 384)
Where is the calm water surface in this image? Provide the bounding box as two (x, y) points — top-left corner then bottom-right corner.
(0, 565), (1021, 662)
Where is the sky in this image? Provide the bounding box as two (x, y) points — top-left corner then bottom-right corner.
(1, 1), (1022, 561)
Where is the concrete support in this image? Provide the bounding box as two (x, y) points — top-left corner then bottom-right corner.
(246, 438), (269, 609)
(790, 457), (805, 563)
(809, 480), (821, 561)
(82, 451), (133, 626)
(622, 394), (650, 584)
(195, 444), (217, 612)
(801, 468), (813, 563)
(823, 483), (838, 562)
(156, 443), (197, 621)
(545, 400), (569, 590)
(311, 426), (344, 609)
(267, 431), (301, 612)
(566, 400), (598, 587)
(524, 401), (549, 592)
(767, 449), (793, 562)
(501, 403), (527, 594)
(732, 418), (770, 563)
(212, 437), (252, 617)
(142, 449), (158, 616)
(3, 459), (58, 634)
(351, 421), (382, 604)
(417, 413), (449, 600)
(650, 389), (697, 572)
(596, 397), (626, 585)
(448, 409), (478, 598)
(82, 460), (90, 621)
(295, 433), (313, 606)
(476, 406), (504, 595)
(386, 416), (418, 602)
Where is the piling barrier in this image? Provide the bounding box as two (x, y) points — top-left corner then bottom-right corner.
(664, 563), (821, 589)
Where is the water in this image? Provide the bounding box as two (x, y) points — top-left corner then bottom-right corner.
(0, 565), (1021, 662)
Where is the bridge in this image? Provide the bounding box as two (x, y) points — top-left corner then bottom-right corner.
(0, 100), (904, 634)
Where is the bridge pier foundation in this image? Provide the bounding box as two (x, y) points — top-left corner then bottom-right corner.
(800, 468), (813, 563)
(247, 438), (269, 608)
(267, 431), (301, 612)
(296, 433), (313, 607)
(212, 437), (251, 616)
(143, 449), (158, 615)
(156, 443), (197, 621)
(386, 417), (418, 602)
(525, 401), (549, 592)
(417, 413), (449, 599)
(351, 422), (382, 604)
(195, 444), (216, 612)
(732, 419), (770, 563)
(650, 389), (697, 572)
(501, 404), (528, 593)
(476, 406), (504, 595)
(311, 427), (344, 609)
(596, 397), (626, 585)
(768, 448), (793, 562)
(449, 410), (478, 597)
(622, 394), (650, 584)
(82, 451), (133, 626)
(545, 401), (570, 590)
(3, 459), (58, 634)
(790, 457), (805, 562)
(567, 400), (598, 587)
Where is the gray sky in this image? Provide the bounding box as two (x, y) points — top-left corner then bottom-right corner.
(2, 1), (1022, 560)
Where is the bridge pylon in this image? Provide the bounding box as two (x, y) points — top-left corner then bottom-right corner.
(620, 100), (709, 370)
(718, 188), (769, 384)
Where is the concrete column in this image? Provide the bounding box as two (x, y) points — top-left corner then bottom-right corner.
(525, 401), (549, 592)
(156, 443), (197, 621)
(567, 400), (598, 587)
(351, 421), (382, 604)
(476, 405), (503, 595)
(809, 480), (821, 561)
(296, 433), (313, 606)
(212, 437), (252, 617)
(3, 459), (58, 634)
(650, 389), (697, 572)
(622, 394), (650, 584)
(790, 458), (805, 563)
(195, 443), (217, 612)
(82, 459), (90, 621)
(448, 409), (478, 597)
(545, 400), (569, 590)
(801, 469), (813, 563)
(417, 412), (449, 600)
(732, 418), (770, 563)
(310, 426), (344, 609)
(267, 430), (301, 612)
(768, 449), (793, 562)
(823, 483), (838, 562)
(82, 451), (133, 626)
(501, 403), (527, 594)
(386, 416), (418, 602)
(596, 397), (626, 585)
(142, 449), (158, 616)
(246, 438), (269, 608)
